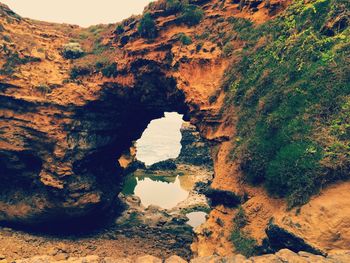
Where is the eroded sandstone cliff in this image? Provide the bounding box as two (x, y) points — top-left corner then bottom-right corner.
(0, 0), (349, 258)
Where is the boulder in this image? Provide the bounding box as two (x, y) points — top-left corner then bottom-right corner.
(148, 159), (177, 171)
(165, 255), (187, 263)
(250, 254), (282, 263)
(275, 249), (308, 263)
(135, 255), (162, 263)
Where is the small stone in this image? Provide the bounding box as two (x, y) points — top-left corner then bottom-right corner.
(276, 249), (308, 263)
(14, 256), (52, 263)
(250, 254), (282, 263)
(165, 255), (187, 263)
(53, 252), (69, 261)
(190, 256), (223, 263)
(63, 256), (100, 263)
(81, 256), (100, 263)
(103, 257), (133, 263)
(0, 255), (5, 260)
(226, 254), (250, 263)
(135, 255), (162, 263)
(298, 251), (328, 262)
(47, 247), (58, 256)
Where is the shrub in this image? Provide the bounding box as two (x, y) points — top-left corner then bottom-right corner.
(223, 42), (234, 57)
(165, 0), (183, 14)
(231, 229), (259, 257)
(179, 33), (192, 45)
(148, 159), (177, 170)
(231, 206), (259, 257)
(196, 43), (203, 52)
(70, 65), (91, 79)
(234, 206), (248, 229)
(101, 62), (118, 78)
(36, 84), (52, 95)
(3, 35), (11, 42)
(0, 52), (40, 75)
(226, 0), (350, 207)
(266, 142), (322, 207)
(62, 42), (84, 59)
(195, 31), (210, 40)
(180, 4), (204, 26)
(204, 188), (241, 208)
(115, 24), (124, 35)
(138, 13), (158, 39)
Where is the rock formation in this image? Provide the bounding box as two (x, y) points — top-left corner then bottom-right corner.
(0, 0), (349, 259)
(177, 122), (213, 167)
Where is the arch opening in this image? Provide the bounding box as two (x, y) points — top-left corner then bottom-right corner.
(119, 111), (214, 231)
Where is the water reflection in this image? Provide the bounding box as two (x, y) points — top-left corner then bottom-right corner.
(186, 211), (207, 228)
(122, 174), (189, 209)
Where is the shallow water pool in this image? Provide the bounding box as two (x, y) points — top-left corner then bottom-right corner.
(122, 174), (189, 209)
(185, 211), (208, 228)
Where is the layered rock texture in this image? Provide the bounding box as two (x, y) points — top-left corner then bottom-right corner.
(0, 0), (349, 259)
(177, 122), (213, 167)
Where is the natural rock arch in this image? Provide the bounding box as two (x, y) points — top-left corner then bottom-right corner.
(0, 1), (228, 227)
(0, 66), (192, 227)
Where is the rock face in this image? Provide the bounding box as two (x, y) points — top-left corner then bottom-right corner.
(0, 2), (188, 226)
(177, 122), (213, 167)
(264, 182), (350, 255)
(265, 222), (324, 256)
(0, 0), (349, 259)
(1, 0), (237, 226)
(0, 63), (187, 226)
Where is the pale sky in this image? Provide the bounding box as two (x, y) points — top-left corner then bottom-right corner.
(0, 0), (154, 27)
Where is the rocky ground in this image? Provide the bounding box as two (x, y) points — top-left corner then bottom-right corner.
(2, 249), (350, 263)
(0, 154), (214, 262)
(0, 222), (191, 262)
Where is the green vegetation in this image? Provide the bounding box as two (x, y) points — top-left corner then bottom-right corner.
(101, 62), (118, 78)
(231, 229), (259, 257)
(223, 42), (234, 57)
(148, 159), (177, 170)
(62, 42), (84, 59)
(115, 24), (124, 35)
(92, 40), (108, 55)
(36, 84), (52, 95)
(139, 1), (203, 39)
(138, 13), (158, 39)
(178, 33), (193, 45)
(118, 211), (141, 227)
(225, 0), (350, 207)
(70, 65), (91, 79)
(233, 206), (248, 229)
(3, 35), (11, 43)
(231, 207), (259, 257)
(179, 4), (204, 26)
(180, 206), (211, 215)
(165, 0), (183, 14)
(0, 51), (40, 75)
(69, 61), (118, 80)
